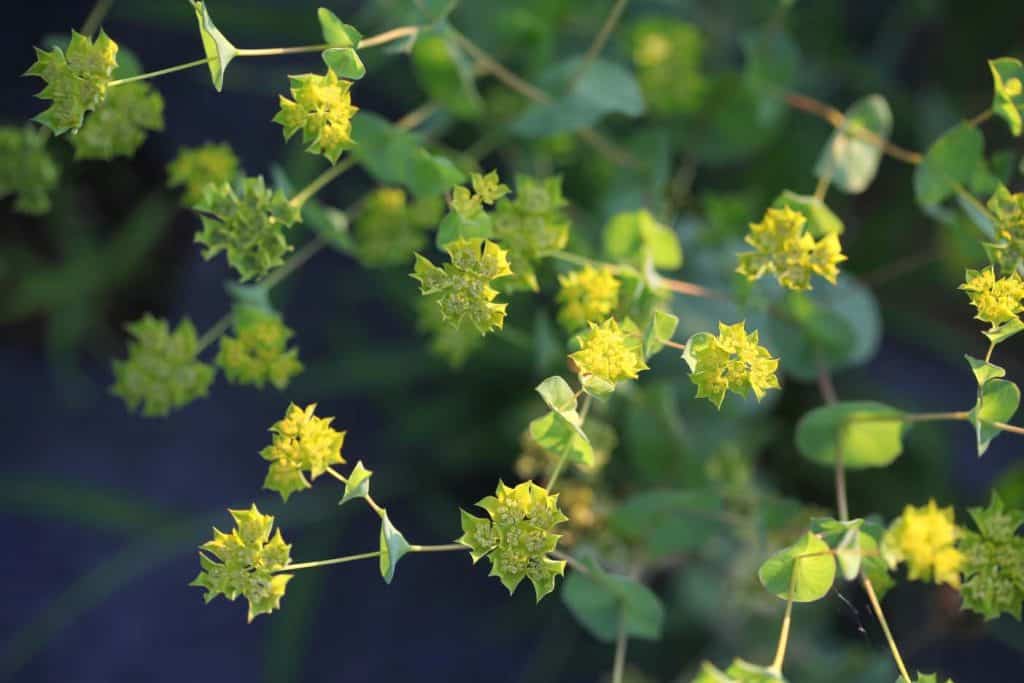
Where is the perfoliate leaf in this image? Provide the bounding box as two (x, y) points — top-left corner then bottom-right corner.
(322, 47), (366, 80)
(983, 317), (1024, 345)
(643, 310), (679, 358)
(435, 209), (492, 248)
(529, 412), (594, 466)
(989, 57), (1024, 137)
(317, 7), (362, 48)
(966, 355), (1005, 386)
(535, 376), (577, 414)
(379, 511), (411, 584)
(561, 558), (664, 641)
(795, 401), (905, 469)
(905, 674), (954, 683)
(814, 95), (893, 194)
(339, 461), (373, 506)
(968, 378), (1020, 456)
(758, 531), (836, 603)
(913, 122), (984, 207)
(693, 659), (786, 682)
(191, 1), (238, 91)
(604, 209), (682, 270)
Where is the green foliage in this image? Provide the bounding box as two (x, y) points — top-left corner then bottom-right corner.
(913, 122), (984, 207)
(193, 175), (302, 282)
(984, 184), (1024, 273)
(758, 531), (836, 603)
(959, 494), (1024, 620)
(737, 205), (846, 291)
(415, 295), (486, 367)
(317, 7), (362, 48)
(259, 403), (346, 502)
(968, 377), (1020, 456)
(216, 306), (302, 390)
(412, 237), (513, 334)
(628, 17), (706, 117)
(529, 376), (594, 466)
(191, 1), (237, 91)
(457, 481), (568, 600)
(795, 401), (905, 469)
(110, 314), (215, 417)
(412, 30), (482, 119)
(379, 511), (411, 584)
(166, 142), (240, 206)
(682, 321), (779, 409)
(609, 490), (723, 558)
(989, 57), (1024, 137)
(190, 504), (292, 622)
(0, 125), (59, 215)
(353, 187), (443, 267)
(814, 95), (892, 194)
(603, 209), (682, 270)
(693, 659), (786, 682)
(561, 559), (665, 642)
(25, 30), (118, 135)
(490, 174), (569, 290)
(339, 461), (373, 506)
(906, 675), (954, 683)
(274, 70), (359, 164)
(69, 81), (164, 160)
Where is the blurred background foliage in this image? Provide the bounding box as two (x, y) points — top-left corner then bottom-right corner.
(2, 0), (1024, 681)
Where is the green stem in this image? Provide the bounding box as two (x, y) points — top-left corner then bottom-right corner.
(81, 0), (115, 37)
(278, 550), (380, 572)
(260, 236), (329, 291)
(108, 57), (212, 86)
(768, 569), (797, 675)
(579, 393), (593, 422)
(863, 576), (913, 682)
(993, 421), (1024, 436)
(409, 544), (468, 553)
(547, 453), (570, 491)
(196, 312), (234, 353)
(236, 44), (330, 57)
(968, 107), (994, 127)
(611, 609), (628, 683)
(289, 157), (357, 209)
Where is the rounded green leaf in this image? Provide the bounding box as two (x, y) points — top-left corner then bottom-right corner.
(561, 561), (664, 642)
(969, 378), (1020, 456)
(339, 461), (373, 506)
(379, 511), (411, 584)
(322, 47), (366, 80)
(795, 401), (905, 469)
(913, 122), (984, 207)
(814, 95), (892, 194)
(317, 8), (362, 48)
(411, 31), (483, 119)
(758, 532), (836, 602)
(191, 1), (237, 92)
(989, 57), (1024, 137)
(603, 209), (683, 270)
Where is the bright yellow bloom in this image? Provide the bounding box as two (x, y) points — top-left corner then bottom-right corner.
(883, 499), (963, 588)
(273, 70), (358, 163)
(737, 206), (847, 291)
(570, 318), (648, 386)
(556, 265), (621, 331)
(685, 321), (780, 409)
(959, 266), (1024, 327)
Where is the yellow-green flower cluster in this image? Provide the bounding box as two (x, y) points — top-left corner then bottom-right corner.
(556, 265), (621, 331)
(959, 494), (1024, 620)
(684, 321), (779, 409)
(451, 170), (511, 218)
(0, 125), (59, 216)
(629, 18), (707, 116)
(216, 307), (302, 390)
(273, 70), (358, 164)
(110, 314), (215, 417)
(492, 175), (571, 291)
(167, 142), (240, 206)
(260, 403), (346, 502)
(25, 30), (119, 135)
(458, 481), (568, 601)
(412, 238), (513, 334)
(193, 176), (301, 282)
(69, 81), (164, 160)
(190, 505), (293, 622)
(985, 185), (1024, 273)
(959, 266), (1024, 327)
(882, 499), (963, 588)
(737, 206), (847, 291)
(569, 318), (648, 387)
(354, 187), (444, 267)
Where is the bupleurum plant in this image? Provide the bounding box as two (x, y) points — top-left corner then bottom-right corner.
(15, 1), (1024, 681)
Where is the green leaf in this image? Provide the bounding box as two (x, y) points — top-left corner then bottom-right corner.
(643, 310), (680, 358)
(603, 209), (683, 270)
(608, 490), (724, 558)
(435, 209), (492, 249)
(966, 354), (1005, 386)
(795, 401), (905, 469)
(378, 511), (411, 584)
(580, 373), (617, 399)
(535, 376), (577, 414)
(811, 518), (865, 581)
(529, 411), (594, 465)
(913, 122), (984, 207)
(561, 560), (664, 642)
(983, 317), (1024, 345)
(741, 27), (799, 126)
(411, 30), (482, 119)
(339, 461), (373, 506)
(758, 531), (836, 602)
(814, 95), (892, 194)
(317, 8), (362, 48)
(322, 47), (366, 80)
(191, 1), (238, 92)
(771, 190), (844, 237)
(512, 57), (645, 138)
(694, 658), (786, 682)
(968, 378), (1020, 456)
(989, 57), (1024, 137)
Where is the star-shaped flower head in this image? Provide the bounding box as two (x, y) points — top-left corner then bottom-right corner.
(273, 70), (358, 164)
(69, 81), (164, 160)
(737, 206), (847, 291)
(25, 30), (119, 135)
(959, 266), (1024, 328)
(958, 494), (1024, 620)
(985, 185), (1024, 273)
(260, 403), (346, 501)
(556, 265), (621, 331)
(216, 307), (303, 390)
(683, 321), (779, 409)
(190, 504), (293, 622)
(882, 499), (963, 588)
(569, 317), (648, 389)
(457, 480), (568, 601)
(110, 314), (216, 417)
(354, 187), (444, 267)
(167, 142), (240, 206)
(193, 175), (302, 282)
(0, 125), (59, 216)
(411, 238), (513, 335)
